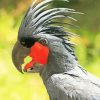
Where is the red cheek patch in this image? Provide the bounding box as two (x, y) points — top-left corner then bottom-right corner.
(24, 42), (49, 70)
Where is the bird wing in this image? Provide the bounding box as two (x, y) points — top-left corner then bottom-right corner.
(46, 69), (100, 100)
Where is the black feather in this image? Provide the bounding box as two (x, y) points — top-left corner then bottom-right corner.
(18, 0), (80, 59)
(18, 0), (79, 39)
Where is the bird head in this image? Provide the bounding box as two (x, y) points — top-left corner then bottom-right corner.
(12, 0), (79, 74)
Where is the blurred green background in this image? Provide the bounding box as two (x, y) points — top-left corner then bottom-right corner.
(0, 0), (100, 100)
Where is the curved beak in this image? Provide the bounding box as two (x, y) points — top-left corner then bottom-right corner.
(12, 41), (30, 73)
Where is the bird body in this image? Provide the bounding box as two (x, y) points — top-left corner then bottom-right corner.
(45, 68), (100, 100)
(12, 0), (100, 99)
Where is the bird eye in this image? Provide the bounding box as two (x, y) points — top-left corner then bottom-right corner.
(21, 41), (26, 46)
(39, 38), (48, 45)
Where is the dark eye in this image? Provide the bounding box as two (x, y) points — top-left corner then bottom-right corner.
(20, 37), (37, 48)
(39, 38), (48, 45)
(21, 41), (26, 46)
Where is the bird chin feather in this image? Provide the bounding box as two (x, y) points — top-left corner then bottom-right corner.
(23, 63), (45, 74)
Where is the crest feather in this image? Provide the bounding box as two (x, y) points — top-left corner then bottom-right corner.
(18, 0), (80, 40)
(18, 0), (81, 59)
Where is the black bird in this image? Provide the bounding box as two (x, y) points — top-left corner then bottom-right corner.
(12, 0), (100, 100)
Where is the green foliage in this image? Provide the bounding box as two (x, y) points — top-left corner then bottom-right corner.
(0, 0), (100, 100)
(0, 8), (49, 100)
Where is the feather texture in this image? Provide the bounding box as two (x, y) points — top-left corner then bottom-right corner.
(18, 0), (79, 42)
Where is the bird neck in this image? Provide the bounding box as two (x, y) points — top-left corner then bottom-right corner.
(41, 47), (78, 82)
